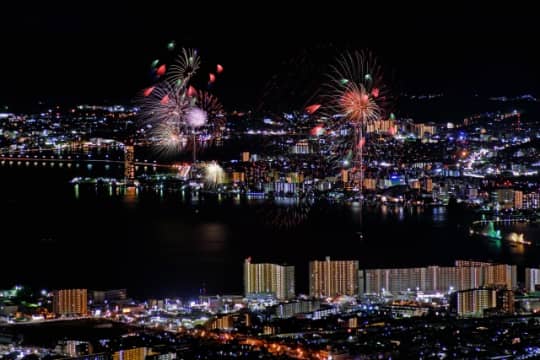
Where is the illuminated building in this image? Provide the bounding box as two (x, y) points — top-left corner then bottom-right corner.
(363, 261), (516, 295)
(309, 257), (359, 297)
(243, 258), (295, 300)
(287, 172), (304, 184)
(148, 299), (165, 309)
(366, 118), (395, 134)
(525, 268), (540, 292)
(412, 122), (437, 138)
(421, 177), (433, 193)
(231, 171), (245, 183)
(53, 289), (87, 316)
(409, 179), (421, 190)
(146, 353), (177, 360)
(347, 317), (358, 328)
(291, 140), (311, 154)
(341, 169), (349, 183)
(113, 348), (153, 360)
(263, 325), (275, 335)
(523, 192), (540, 209)
(482, 263), (517, 289)
(241, 151), (250, 162)
(68, 354), (108, 360)
(497, 289), (515, 314)
(56, 340), (91, 357)
(208, 314), (234, 330)
(363, 178), (377, 191)
(199, 294), (244, 313)
(271, 181), (301, 194)
(92, 289), (127, 304)
(491, 189), (515, 210)
(456, 288), (496, 317)
(124, 144), (135, 184)
(514, 190), (523, 209)
(455, 260), (492, 267)
(274, 300), (321, 319)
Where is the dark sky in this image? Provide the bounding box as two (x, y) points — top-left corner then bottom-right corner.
(1, 5), (538, 111)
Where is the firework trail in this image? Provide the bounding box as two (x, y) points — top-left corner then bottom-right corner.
(320, 50), (390, 190)
(137, 45), (226, 159)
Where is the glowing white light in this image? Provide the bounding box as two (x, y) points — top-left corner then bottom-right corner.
(187, 107), (207, 128)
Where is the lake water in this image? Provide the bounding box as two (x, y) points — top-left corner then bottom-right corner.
(1, 162), (539, 298)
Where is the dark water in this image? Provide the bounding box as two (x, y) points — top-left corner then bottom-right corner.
(1, 163), (539, 299)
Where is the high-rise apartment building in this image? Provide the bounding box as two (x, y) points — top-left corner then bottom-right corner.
(113, 348), (153, 360)
(456, 288), (496, 317)
(309, 257), (359, 297)
(53, 289), (87, 316)
(525, 268), (540, 292)
(363, 261), (516, 295)
(514, 190), (523, 209)
(244, 258), (295, 300)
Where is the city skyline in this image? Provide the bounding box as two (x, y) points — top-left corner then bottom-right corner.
(2, 7), (540, 359)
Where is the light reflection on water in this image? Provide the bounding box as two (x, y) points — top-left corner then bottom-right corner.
(3, 164), (540, 297)
(193, 223), (228, 253)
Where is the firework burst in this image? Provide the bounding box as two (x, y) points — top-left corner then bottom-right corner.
(152, 121), (189, 155)
(325, 50), (388, 125)
(322, 50), (390, 191)
(169, 48), (201, 87)
(204, 162), (225, 187)
(139, 81), (193, 125)
(138, 81), (193, 154)
(137, 46), (226, 159)
(195, 90), (226, 139)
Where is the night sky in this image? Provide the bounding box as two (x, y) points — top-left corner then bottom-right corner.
(1, 5), (538, 111)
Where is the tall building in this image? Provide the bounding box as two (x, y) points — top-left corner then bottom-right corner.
(497, 289), (515, 314)
(124, 145), (135, 184)
(525, 268), (540, 292)
(362, 261), (517, 295)
(309, 257), (359, 297)
(244, 258), (295, 300)
(92, 289), (127, 304)
(231, 171), (245, 183)
(456, 288), (496, 317)
(56, 340), (91, 357)
(483, 263), (517, 289)
(287, 172), (304, 184)
(341, 169), (349, 184)
(208, 314), (234, 330)
(421, 177), (433, 193)
(53, 289), (87, 316)
(363, 178), (377, 191)
(491, 189), (515, 210)
(523, 192), (540, 209)
(113, 348), (153, 360)
(514, 190), (524, 209)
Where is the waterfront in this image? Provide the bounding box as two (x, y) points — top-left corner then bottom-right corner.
(1, 164), (539, 298)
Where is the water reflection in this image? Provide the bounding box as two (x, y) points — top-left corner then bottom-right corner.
(193, 223), (228, 253)
(123, 186), (138, 206)
(432, 206), (446, 223)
